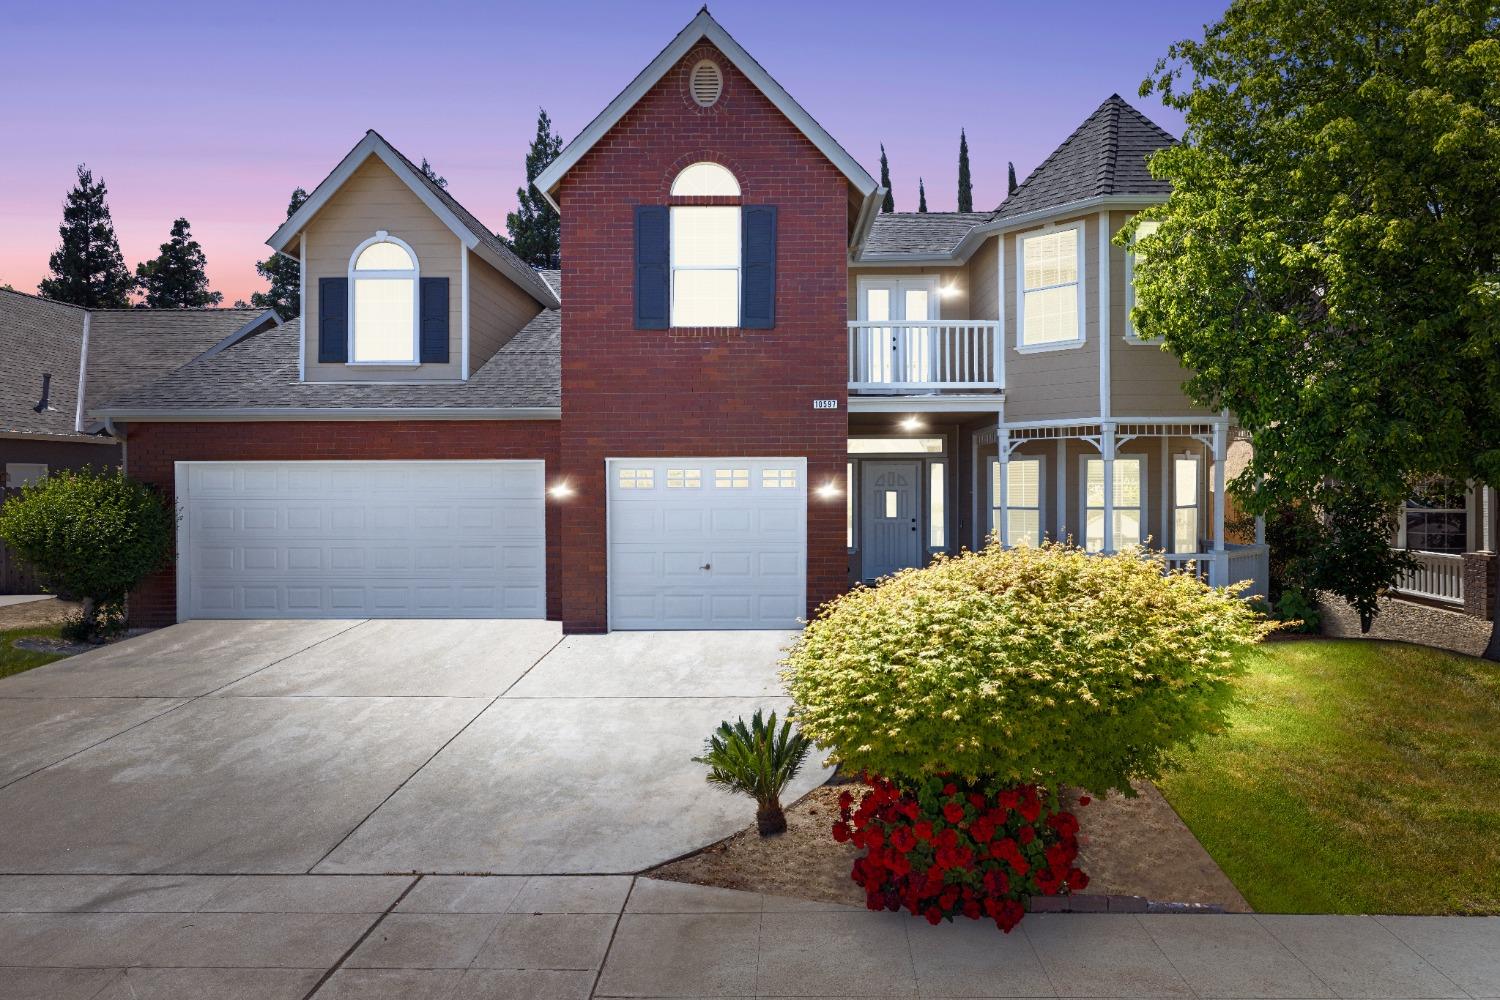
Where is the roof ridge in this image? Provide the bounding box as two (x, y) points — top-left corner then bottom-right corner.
(0, 287), (87, 311)
(1097, 95), (1123, 197)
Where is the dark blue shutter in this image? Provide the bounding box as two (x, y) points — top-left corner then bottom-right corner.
(741, 206), (777, 329)
(634, 205), (669, 329)
(419, 277), (449, 363)
(318, 277), (348, 363)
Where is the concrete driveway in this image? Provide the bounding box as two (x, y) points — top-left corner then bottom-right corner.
(0, 620), (824, 876)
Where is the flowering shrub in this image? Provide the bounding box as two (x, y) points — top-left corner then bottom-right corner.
(785, 542), (1272, 796)
(834, 774), (1088, 931)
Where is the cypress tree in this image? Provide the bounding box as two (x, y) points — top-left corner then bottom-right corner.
(135, 217), (222, 308)
(1008, 161), (1019, 195)
(878, 144), (894, 213)
(250, 188), (308, 318)
(39, 165), (135, 307)
(918, 178), (928, 212)
(504, 108), (563, 269)
(957, 129), (973, 212)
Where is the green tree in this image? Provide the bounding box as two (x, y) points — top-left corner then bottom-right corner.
(1129, 0), (1500, 641)
(1007, 161), (1018, 196)
(135, 217), (222, 308)
(38, 165), (135, 307)
(917, 177), (928, 212)
(250, 188), (308, 318)
(879, 144), (895, 212)
(504, 108), (563, 269)
(419, 158), (447, 189)
(957, 128), (973, 212)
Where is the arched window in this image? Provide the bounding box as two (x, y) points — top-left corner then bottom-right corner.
(670, 163), (740, 326)
(348, 232), (419, 363)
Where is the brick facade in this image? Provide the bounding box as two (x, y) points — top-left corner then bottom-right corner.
(555, 43), (851, 632)
(124, 420), (561, 626)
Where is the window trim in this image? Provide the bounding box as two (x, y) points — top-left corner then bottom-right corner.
(4, 463), (48, 489)
(347, 231), (421, 366)
(1015, 221), (1087, 353)
(1171, 452), (1202, 554)
(1124, 219), (1164, 344)
(1081, 454), (1145, 552)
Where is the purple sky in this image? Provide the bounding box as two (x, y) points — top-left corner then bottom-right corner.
(0, 0), (1223, 306)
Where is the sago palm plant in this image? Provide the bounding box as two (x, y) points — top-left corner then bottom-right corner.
(693, 709), (811, 835)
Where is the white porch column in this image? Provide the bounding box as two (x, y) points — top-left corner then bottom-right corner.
(1101, 422), (1116, 553)
(1055, 438), (1067, 543)
(970, 433), (982, 550)
(1211, 422), (1227, 584)
(1480, 485), (1495, 554)
(1159, 436), (1170, 550)
(997, 424), (1010, 547)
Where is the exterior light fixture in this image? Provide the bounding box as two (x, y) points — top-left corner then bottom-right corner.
(549, 481), (574, 499)
(900, 416), (923, 432)
(816, 482), (842, 499)
(939, 280), (960, 299)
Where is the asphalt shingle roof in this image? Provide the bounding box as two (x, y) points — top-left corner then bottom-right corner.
(862, 213), (992, 258)
(0, 290), (87, 439)
(993, 94), (1175, 221)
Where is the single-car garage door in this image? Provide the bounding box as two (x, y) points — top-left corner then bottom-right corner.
(177, 460), (546, 620)
(607, 457), (806, 630)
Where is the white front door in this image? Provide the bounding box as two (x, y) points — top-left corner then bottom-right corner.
(607, 457), (806, 630)
(176, 460), (546, 619)
(861, 460), (923, 580)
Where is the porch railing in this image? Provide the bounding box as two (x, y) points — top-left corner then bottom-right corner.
(1393, 550), (1465, 605)
(1163, 543), (1270, 597)
(847, 321), (1003, 392)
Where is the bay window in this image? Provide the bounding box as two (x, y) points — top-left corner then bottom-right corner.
(1018, 224), (1084, 349)
(1125, 220), (1161, 342)
(993, 457), (1042, 546)
(1084, 457), (1143, 551)
(1172, 454), (1201, 553)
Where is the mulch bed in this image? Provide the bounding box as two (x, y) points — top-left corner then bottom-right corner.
(0, 597), (80, 630)
(649, 780), (1250, 912)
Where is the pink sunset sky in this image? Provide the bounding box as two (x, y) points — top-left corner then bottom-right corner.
(0, 0), (1224, 307)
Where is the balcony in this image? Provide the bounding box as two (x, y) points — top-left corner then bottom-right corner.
(847, 321), (1003, 393)
(1393, 550), (1465, 605)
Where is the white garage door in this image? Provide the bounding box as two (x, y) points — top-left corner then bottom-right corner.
(607, 457), (806, 630)
(177, 460), (546, 620)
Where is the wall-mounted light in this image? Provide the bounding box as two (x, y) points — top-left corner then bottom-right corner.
(816, 481), (843, 500)
(549, 481), (574, 499)
(939, 280), (961, 299)
(900, 416), (924, 432)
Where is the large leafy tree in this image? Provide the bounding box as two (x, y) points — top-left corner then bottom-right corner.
(957, 128), (973, 212)
(135, 217), (222, 307)
(250, 188), (308, 318)
(505, 108), (563, 269)
(39, 165), (135, 307)
(1129, 0), (1500, 639)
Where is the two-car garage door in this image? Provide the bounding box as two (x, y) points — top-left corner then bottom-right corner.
(177, 461), (546, 619)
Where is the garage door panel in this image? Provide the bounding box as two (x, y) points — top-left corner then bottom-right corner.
(179, 461), (546, 620)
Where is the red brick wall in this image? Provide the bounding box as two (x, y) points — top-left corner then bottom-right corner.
(557, 43), (851, 632)
(124, 420), (561, 626)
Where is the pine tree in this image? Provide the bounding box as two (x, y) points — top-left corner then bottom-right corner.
(135, 218), (222, 308)
(250, 188), (308, 318)
(957, 129), (973, 212)
(420, 158), (447, 189)
(39, 165), (135, 307)
(504, 108), (563, 269)
(878, 144), (895, 213)
(918, 178), (928, 212)
(1008, 161), (1019, 195)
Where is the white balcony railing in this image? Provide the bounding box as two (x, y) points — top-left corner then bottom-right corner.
(848, 321), (1003, 392)
(1393, 550), (1465, 604)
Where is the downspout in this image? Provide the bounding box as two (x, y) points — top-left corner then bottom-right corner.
(74, 310), (91, 433)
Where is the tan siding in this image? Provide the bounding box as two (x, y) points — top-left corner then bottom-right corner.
(302, 156), (462, 383)
(1002, 214), (1101, 421)
(1108, 209), (1214, 418)
(846, 266), (968, 321)
(967, 237), (998, 321)
(468, 249), (544, 371)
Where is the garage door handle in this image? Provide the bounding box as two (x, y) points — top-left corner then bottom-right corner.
(701, 563), (712, 571)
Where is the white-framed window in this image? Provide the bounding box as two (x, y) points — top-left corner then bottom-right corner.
(670, 163), (741, 328)
(1402, 478), (1469, 554)
(1173, 454), (1201, 554)
(348, 232), (419, 364)
(1124, 220), (1162, 343)
(990, 457), (1042, 546)
(930, 462), (945, 548)
(714, 468), (749, 489)
(618, 467), (655, 489)
(762, 468), (798, 488)
(1083, 456), (1144, 552)
(665, 468), (701, 488)
(4, 463), (48, 489)
(846, 461), (855, 549)
(1017, 223), (1085, 351)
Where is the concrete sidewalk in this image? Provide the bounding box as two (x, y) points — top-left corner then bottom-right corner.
(1, 875), (1495, 1000)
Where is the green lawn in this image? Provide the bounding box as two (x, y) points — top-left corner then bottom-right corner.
(1158, 638), (1500, 914)
(0, 626), (70, 680)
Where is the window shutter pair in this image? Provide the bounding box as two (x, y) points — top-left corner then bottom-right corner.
(633, 205), (776, 329)
(317, 276), (449, 363)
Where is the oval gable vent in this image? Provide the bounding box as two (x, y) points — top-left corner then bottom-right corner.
(690, 59), (723, 107)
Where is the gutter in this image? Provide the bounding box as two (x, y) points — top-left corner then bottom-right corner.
(91, 406), (563, 423)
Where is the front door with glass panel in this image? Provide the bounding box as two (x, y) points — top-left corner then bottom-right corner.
(861, 461), (923, 580)
(856, 278), (939, 386)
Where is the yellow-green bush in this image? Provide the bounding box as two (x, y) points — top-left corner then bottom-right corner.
(783, 543), (1273, 796)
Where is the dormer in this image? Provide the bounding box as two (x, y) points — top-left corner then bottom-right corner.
(265, 131), (558, 384)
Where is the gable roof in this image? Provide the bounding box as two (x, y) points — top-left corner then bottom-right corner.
(993, 94), (1174, 221)
(0, 289), (88, 441)
(267, 131), (559, 309)
(861, 213), (993, 260)
(532, 9), (879, 227)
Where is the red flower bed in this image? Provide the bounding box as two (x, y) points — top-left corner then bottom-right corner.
(832, 775), (1088, 932)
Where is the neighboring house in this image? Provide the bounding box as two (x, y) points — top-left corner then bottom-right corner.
(0, 288), (278, 590)
(94, 10), (1276, 631)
